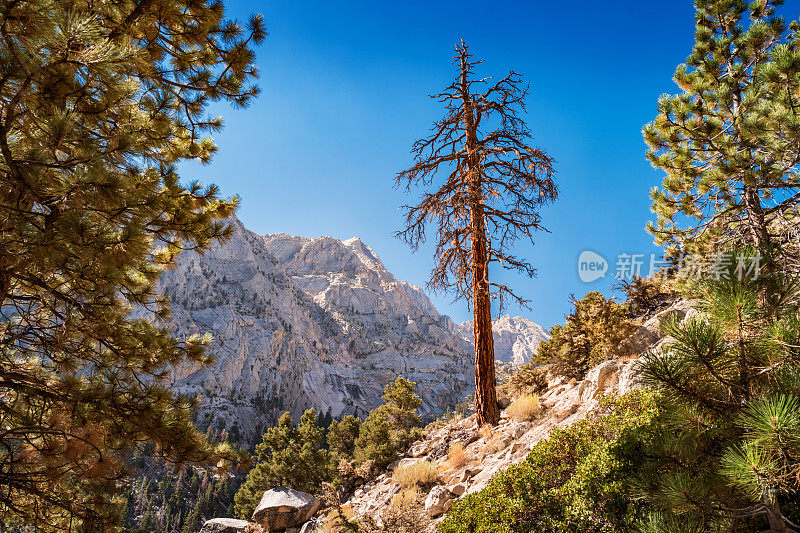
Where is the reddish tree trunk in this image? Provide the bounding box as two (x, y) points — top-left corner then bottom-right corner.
(461, 55), (499, 426)
(471, 217), (499, 426)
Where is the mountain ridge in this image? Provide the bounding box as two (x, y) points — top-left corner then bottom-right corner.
(157, 217), (548, 441)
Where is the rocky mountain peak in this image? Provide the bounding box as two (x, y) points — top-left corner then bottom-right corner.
(156, 218), (549, 443)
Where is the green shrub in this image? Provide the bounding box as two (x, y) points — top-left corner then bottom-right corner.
(234, 409), (332, 518)
(635, 251), (800, 530)
(502, 362), (548, 397)
(353, 377), (423, 468)
(614, 275), (678, 318)
(327, 415), (362, 461)
(439, 390), (661, 533)
(536, 291), (636, 378)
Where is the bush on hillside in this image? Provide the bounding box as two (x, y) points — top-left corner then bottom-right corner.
(439, 389), (662, 533)
(353, 377), (423, 468)
(614, 275), (678, 318)
(505, 394), (542, 421)
(536, 291), (636, 378)
(233, 409), (332, 519)
(501, 362), (548, 397)
(393, 461), (437, 489)
(327, 415), (362, 462)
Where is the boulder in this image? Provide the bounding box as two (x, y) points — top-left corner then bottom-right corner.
(457, 467), (482, 483)
(448, 482), (467, 497)
(497, 396), (512, 409)
(621, 300), (691, 355)
(410, 442), (429, 457)
(395, 457), (422, 471)
(424, 485), (452, 518)
(578, 359), (624, 402)
(199, 518), (252, 533)
(251, 487), (321, 531)
(299, 520), (317, 533)
(618, 360), (643, 395)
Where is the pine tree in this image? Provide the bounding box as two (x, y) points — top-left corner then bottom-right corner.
(233, 409), (331, 519)
(536, 291), (636, 378)
(636, 251), (800, 531)
(0, 0), (264, 529)
(353, 376), (423, 467)
(396, 41), (557, 425)
(646, 0), (800, 262)
(327, 415), (362, 461)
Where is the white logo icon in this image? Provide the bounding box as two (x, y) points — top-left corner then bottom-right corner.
(578, 250), (607, 283)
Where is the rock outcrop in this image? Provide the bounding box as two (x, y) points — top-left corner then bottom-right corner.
(156, 217), (549, 442)
(456, 315), (549, 366)
(199, 518), (254, 533)
(251, 488), (321, 531)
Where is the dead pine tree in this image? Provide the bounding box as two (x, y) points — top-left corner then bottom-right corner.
(396, 41), (557, 426)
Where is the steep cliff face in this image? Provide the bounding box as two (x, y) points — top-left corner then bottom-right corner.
(158, 218), (550, 441)
(456, 315), (550, 366)
(159, 218), (473, 440)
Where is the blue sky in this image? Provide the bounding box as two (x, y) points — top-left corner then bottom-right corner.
(183, 0), (699, 328)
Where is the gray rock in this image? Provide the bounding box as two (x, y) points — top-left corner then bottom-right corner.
(251, 487), (321, 531)
(621, 300), (691, 355)
(457, 467), (482, 483)
(455, 315), (549, 366)
(395, 457), (423, 471)
(578, 359), (623, 401)
(299, 520), (317, 533)
(410, 442), (430, 457)
(448, 482), (467, 496)
(618, 359), (644, 395)
(151, 216), (476, 442)
(424, 485), (453, 518)
(199, 518), (252, 533)
(512, 423), (529, 439)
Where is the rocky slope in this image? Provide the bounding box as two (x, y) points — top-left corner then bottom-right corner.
(198, 300), (693, 533)
(334, 299), (692, 531)
(455, 315), (549, 366)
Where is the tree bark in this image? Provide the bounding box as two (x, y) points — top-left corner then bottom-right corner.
(460, 49), (499, 426)
(763, 490), (790, 533)
(471, 225), (499, 426)
(743, 185), (771, 250)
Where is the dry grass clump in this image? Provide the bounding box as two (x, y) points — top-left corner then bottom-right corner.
(505, 394), (543, 421)
(394, 460), (437, 489)
(390, 486), (421, 508)
(376, 488), (431, 532)
(445, 441), (468, 468)
(477, 424), (508, 454)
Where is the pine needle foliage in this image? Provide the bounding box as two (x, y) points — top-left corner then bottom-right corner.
(635, 250), (800, 531)
(233, 410), (332, 520)
(645, 0), (800, 263)
(0, 0), (264, 530)
(536, 291), (636, 379)
(353, 377), (423, 468)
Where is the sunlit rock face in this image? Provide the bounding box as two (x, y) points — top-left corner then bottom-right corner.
(159, 217), (473, 440)
(455, 315), (550, 366)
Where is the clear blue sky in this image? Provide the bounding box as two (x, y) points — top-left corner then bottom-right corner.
(183, 0), (699, 328)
